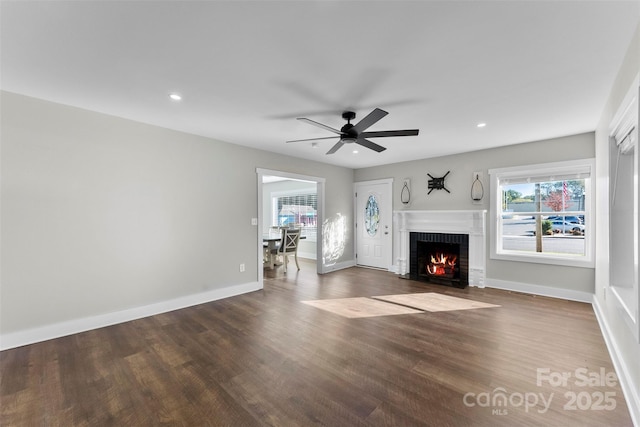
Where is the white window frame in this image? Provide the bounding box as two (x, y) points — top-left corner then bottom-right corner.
(489, 159), (595, 268)
(608, 74), (639, 342)
(271, 189), (318, 242)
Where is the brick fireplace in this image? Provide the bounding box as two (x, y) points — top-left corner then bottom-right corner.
(392, 210), (486, 287)
(411, 232), (469, 288)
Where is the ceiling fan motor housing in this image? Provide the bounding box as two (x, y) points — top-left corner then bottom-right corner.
(340, 111), (358, 143)
(340, 123), (357, 143)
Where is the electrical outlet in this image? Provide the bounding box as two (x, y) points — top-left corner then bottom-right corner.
(251, 218), (258, 226)
(239, 263), (245, 272)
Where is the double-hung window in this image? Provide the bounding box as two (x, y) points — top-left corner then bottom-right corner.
(272, 192), (318, 242)
(489, 159), (595, 267)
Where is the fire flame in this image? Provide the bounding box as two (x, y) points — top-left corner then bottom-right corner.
(426, 253), (457, 276)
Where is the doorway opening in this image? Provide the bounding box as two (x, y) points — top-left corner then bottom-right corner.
(257, 169), (325, 285)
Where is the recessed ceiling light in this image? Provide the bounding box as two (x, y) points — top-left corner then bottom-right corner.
(352, 149), (359, 154)
(477, 123), (486, 128)
(169, 93), (182, 101)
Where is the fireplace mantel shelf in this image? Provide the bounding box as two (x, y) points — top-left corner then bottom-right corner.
(392, 210), (487, 287)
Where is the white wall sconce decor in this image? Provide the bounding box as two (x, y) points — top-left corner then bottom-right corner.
(471, 171), (484, 203)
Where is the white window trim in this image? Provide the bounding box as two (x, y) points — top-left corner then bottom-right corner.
(489, 158), (595, 268)
(608, 73), (639, 342)
(271, 188), (318, 242)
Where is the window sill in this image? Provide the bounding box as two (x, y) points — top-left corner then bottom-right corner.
(492, 251), (595, 268)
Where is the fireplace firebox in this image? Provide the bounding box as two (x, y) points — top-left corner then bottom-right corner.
(410, 232), (469, 288)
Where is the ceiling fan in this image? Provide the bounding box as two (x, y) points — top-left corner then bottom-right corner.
(286, 108), (419, 154)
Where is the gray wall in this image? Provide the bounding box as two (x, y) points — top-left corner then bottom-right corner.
(355, 132), (595, 293)
(1, 91), (354, 335)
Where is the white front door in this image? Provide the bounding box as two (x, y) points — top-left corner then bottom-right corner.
(355, 179), (392, 269)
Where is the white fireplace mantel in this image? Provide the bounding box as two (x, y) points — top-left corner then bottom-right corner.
(392, 210), (487, 287)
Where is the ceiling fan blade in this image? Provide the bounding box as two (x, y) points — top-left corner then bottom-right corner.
(286, 136), (339, 143)
(360, 129), (419, 138)
(356, 138), (386, 153)
(352, 108), (388, 133)
(326, 141), (345, 154)
(297, 118), (342, 135)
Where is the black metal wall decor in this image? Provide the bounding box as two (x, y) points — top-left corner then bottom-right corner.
(427, 171), (450, 194)
(471, 173), (484, 201)
(401, 180), (411, 204)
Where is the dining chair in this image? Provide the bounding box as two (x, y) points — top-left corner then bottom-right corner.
(271, 228), (301, 273)
(264, 226), (281, 267)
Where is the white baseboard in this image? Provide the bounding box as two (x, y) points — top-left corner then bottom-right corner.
(593, 297), (640, 427)
(0, 281), (262, 351)
(485, 278), (593, 303)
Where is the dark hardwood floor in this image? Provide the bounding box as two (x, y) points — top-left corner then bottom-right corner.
(1, 260), (633, 426)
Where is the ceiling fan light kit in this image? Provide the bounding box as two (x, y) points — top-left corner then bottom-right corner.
(287, 108), (419, 155)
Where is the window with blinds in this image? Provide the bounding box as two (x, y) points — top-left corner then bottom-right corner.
(489, 159), (595, 267)
(608, 78), (638, 340)
(273, 193), (318, 242)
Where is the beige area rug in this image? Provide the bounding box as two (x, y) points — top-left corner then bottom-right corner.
(301, 297), (424, 318)
(372, 292), (500, 312)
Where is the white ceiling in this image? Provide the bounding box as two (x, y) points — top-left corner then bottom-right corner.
(1, 1), (639, 169)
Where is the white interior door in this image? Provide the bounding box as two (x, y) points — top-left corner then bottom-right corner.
(355, 179), (392, 269)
